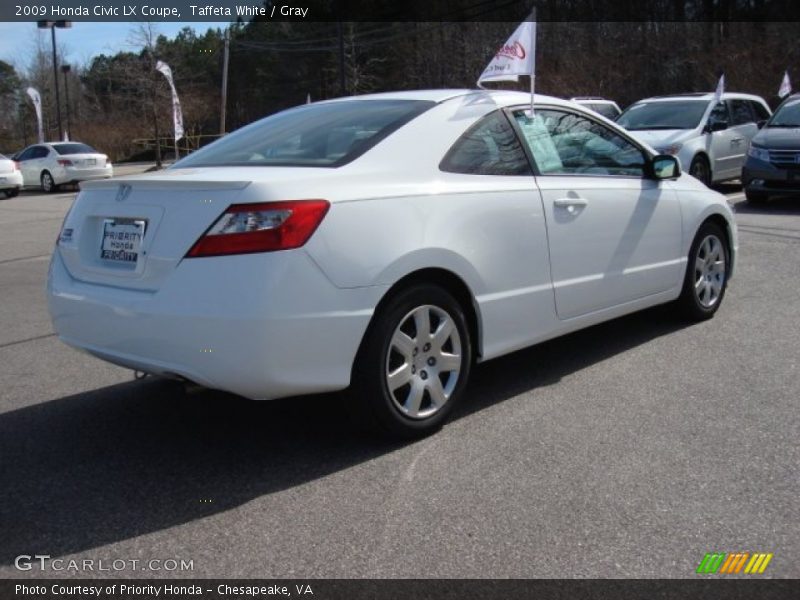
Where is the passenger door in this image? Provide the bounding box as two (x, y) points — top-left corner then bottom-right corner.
(511, 107), (683, 320)
(726, 99), (759, 173)
(705, 102), (739, 181)
(15, 147), (37, 186)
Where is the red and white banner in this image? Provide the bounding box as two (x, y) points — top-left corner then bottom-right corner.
(478, 21), (535, 85)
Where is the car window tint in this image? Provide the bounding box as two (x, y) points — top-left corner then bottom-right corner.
(708, 102), (729, 124)
(176, 99), (434, 168)
(513, 108), (646, 177)
(440, 110), (532, 176)
(729, 100), (754, 126)
(52, 143), (97, 155)
(750, 101), (770, 121)
(33, 146), (49, 159)
(591, 104), (620, 119)
(17, 148), (34, 160)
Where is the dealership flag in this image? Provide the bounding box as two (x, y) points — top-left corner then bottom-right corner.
(778, 70), (792, 98)
(478, 15), (537, 113)
(713, 74), (725, 105)
(155, 61), (184, 142)
(25, 87), (44, 143)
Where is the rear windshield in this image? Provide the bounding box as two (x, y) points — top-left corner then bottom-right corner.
(767, 98), (800, 127)
(587, 103), (620, 119)
(52, 143), (98, 155)
(617, 100), (708, 130)
(175, 99), (434, 169)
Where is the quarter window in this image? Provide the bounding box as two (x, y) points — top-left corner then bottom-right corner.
(440, 111), (532, 176)
(512, 109), (647, 177)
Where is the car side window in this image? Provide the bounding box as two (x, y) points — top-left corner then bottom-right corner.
(513, 108), (647, 177)
(708, 102), (729, 126)
(750, 101), (770, 121)
(17, 148), (34, 161)
(729, 100), (754, 126)
(440, 110), (532, 176)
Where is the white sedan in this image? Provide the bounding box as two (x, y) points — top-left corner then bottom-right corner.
(47, 90), (737, 438)
(0, 153), (23, 197)
(15, 142), (112, 192)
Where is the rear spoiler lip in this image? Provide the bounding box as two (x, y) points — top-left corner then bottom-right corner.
(79, 177), (252, 192)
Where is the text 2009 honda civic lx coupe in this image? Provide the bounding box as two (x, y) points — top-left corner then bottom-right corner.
(47, 90), (737, 438)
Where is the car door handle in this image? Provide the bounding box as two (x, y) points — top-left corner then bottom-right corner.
(554, 197), (588, 213)
(731, 137), (744, 143)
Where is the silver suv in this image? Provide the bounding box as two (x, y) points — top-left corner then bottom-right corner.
(617, 92), (771, 186)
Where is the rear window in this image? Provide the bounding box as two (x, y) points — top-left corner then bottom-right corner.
(589, 104), (620, 119)
(52, 143), (98, 155)
(176, 100), (435, 169)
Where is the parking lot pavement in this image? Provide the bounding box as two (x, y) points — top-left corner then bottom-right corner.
(0, 185), (797, 579)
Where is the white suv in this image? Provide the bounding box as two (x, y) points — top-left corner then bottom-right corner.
(617, 92), (771, 186)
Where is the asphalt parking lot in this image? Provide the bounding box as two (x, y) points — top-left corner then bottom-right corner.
(0, 177), (797, 579)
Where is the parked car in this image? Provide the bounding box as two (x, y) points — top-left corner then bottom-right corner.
(617, 92), (771, 186)
(570, 96), (622, 119)
(15, 142), (112, 192)
(0, 153), (23, 198)
(741, 93), (800, 203)
(47, 90), (737, 438)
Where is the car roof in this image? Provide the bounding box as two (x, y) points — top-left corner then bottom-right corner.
(570, 97), (616, 103)
(321, 88), (579, 110)
(637, 92), (767, 103)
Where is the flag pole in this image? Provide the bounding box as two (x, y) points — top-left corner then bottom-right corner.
(530, 8), (537, 116)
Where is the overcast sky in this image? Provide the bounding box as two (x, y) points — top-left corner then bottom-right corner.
(0, 21), (219, 70)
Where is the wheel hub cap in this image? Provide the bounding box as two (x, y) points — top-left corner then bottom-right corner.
(385, 305), (462, 419)
(693, 234), (726, 308)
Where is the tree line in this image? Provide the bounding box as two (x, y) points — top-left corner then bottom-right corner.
(1, 15), (797, 160)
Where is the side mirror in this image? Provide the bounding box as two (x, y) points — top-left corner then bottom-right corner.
(756, 119), (767, 129)
(705, 119), (728, 133)
(650, 154), (681, 180)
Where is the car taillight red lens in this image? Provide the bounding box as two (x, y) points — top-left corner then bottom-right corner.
(57, 159), (73, 166)
(186, 200), (330, 258)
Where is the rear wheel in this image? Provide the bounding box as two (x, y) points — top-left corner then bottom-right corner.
(41, 171), (58, 194)
(689, 155), (711, 187)
(352, 284), (472, 439)
(2, 188), (19, 198)
(675, 222), (730, 321)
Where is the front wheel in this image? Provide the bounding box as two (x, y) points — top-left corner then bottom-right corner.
(745, 189), (768, 204)
(689, 156), (711, 187)
(675, 222), (730, 321)
(352, 284), (472, 439)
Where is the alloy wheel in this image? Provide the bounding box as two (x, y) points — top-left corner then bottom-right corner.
(693, 234), (726, 308)
(385, 304), (462, 419)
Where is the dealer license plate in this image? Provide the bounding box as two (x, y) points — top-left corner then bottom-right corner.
(100, 219), (146, 264)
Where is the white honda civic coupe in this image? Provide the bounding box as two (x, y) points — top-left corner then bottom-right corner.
(47, 90), (737, 437)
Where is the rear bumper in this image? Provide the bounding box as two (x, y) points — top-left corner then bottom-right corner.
(47, 249), (385, 400)
(0, 171), (23, 189)
(58, 165), (113, 185)
(742, 160), (800, 197)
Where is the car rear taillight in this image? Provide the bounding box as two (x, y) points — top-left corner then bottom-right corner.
(186, 200), (330, 258)
(13, 161), (20, 171)
(57, 159), (73, 166)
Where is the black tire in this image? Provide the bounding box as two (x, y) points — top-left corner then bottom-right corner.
(40, 171), (58, 193)
(689, 155), (711, 187)
(675, 221), (730, 321)
(352, 284), (473, 439)
(2, 188), (19, 198)
(745, 189), (768, 204)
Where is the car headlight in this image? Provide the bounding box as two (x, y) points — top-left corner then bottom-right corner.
(656, 143), (682, 155)
(747, 144), (770, 162)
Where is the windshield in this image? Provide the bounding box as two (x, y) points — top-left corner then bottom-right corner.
(617, 100), (709, 130)
(52, 143), (98, 155)
(176, 99), (434, 169)
(767, 98), (800, 127)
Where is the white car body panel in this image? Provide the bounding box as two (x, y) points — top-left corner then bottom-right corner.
(47, 90), (738, 400)
(0, 157), (23, 190)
